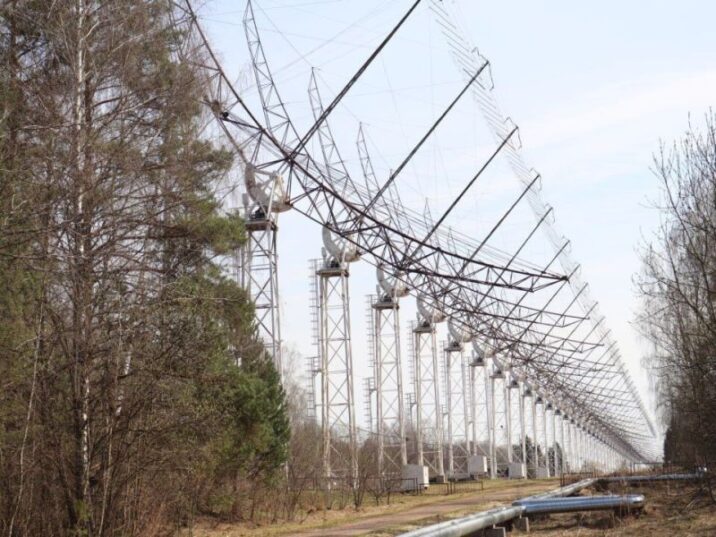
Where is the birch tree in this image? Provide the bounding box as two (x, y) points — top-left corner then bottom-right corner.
(0, 1), (288, 534)
(637, 113), (716, 471)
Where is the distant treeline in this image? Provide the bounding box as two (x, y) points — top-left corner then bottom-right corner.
(637, 113), (716, 472)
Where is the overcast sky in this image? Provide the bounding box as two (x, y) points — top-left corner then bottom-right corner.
(202, 0), (716, 435)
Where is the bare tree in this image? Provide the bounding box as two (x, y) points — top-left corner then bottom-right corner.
(0, 2), (289, 535)
(637, 112), (716, 478)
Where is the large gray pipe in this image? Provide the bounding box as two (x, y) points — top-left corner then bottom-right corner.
(397, 506), (525, 537)
(600, 473), (702, 484)
(514, 494), (645, 515)
(397, 479), (595, 537)
(396, 476), (652, 537)
(521, 478), (596, 501)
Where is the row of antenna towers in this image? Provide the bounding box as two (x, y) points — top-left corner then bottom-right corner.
(244, 194), (629, 487)
(180, 0), (657, 490)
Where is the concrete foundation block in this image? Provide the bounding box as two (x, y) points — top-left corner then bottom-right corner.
(484, 527), (507, 537)
(468, 455), (488, 476)
(401, 464), (429, 490)
(508, 462), (527, 479)
(535, 467), (550, 478)
(514, 516), (530, 532)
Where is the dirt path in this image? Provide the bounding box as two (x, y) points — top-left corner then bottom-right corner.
(191, 479), (716, 537)
(293, 480), (557, 536)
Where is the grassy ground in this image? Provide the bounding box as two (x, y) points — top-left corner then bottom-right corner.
(188, 478), (558, 537)
(527, 481), (716, 537)
(187, 480), (716, 537)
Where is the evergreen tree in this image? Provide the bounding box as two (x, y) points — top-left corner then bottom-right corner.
(0, 1), (288, 534)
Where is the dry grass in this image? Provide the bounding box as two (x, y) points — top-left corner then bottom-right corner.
(186, 480), (716, 537)
(527, 481), (716, 537)
(187, 479), (558, 536)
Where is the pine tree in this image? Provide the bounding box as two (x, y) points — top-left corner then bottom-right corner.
(0, 1), (288, 534)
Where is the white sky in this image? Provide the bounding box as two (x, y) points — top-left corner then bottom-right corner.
(202, 0), (716, 438)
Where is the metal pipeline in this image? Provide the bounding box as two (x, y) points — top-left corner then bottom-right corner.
(397, 506), (525, 537)
(397, 475), (656, 537)
(600, 473), (702, 484)
(521, 478), (596, 501)
(513, 494), (645, 515)
(398, 479), (596, 537)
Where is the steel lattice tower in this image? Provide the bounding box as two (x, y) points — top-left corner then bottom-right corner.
(505, 377), (523, 470)
(370, 267), (408, 479)
(548, 404), (559, 477)
(486, 360), (496, 478)
(242, 211), (283, 374)
(560, 412), (569, 472)
(572, 413), (580, 473)
(517, 381), (528, 470)
(545, 401), (555, 476)
(503, 370), (515, 463)
(489, 360), (509, 478)
(411, 299), (446, 482)
(523, 386), (538, 474)
(531, 394), (543, 476)
(444, 339), (470, 479)
(536, 396), (550, 476)
(555, 408), (565, 475)
(314, 250), (358, 488)
(468, 348), (490, 464)
(563, 412), (573, 472)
